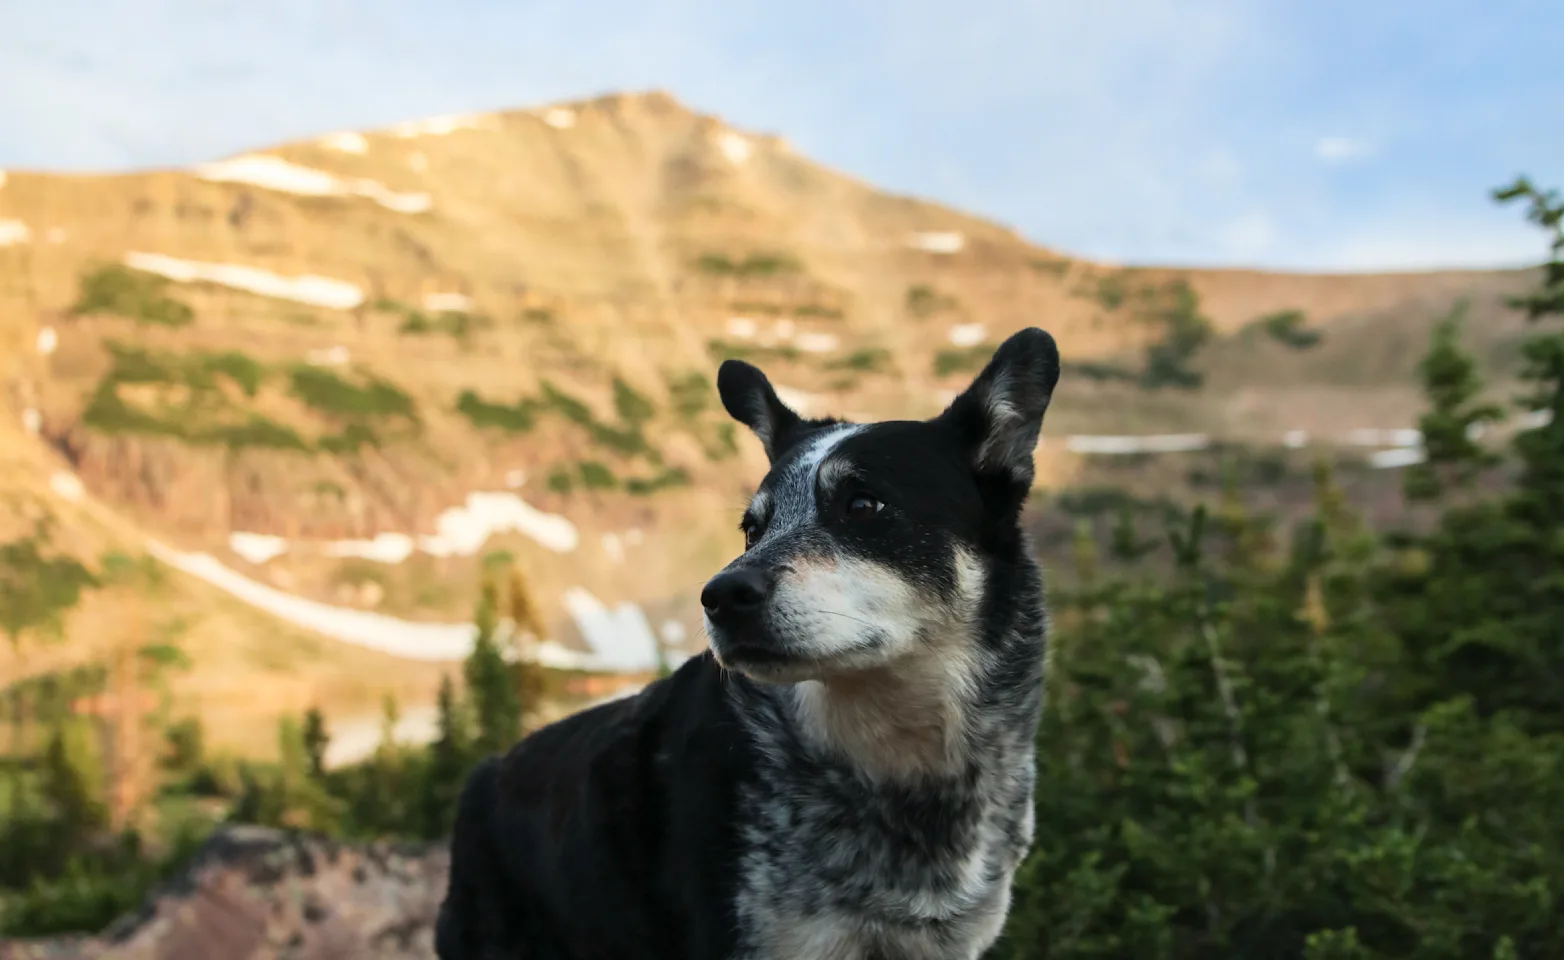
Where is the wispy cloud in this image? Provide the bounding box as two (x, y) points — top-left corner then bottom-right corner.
(1314, 136), (1375, 164)
(0, 0), (1559, 271)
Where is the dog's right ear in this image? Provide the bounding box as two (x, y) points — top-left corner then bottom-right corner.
(935, 327), (1061, 488)
(717, 359), (806, 463)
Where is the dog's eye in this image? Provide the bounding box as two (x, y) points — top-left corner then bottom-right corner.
(845, 494), (884, 520)
(742, 522), (761, 549)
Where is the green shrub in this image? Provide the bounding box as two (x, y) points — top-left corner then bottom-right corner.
(934, 343), (994, 377)
(906, 284), (958, 318)
(578, 461), (618, 491)
(0, 536), (97, 644)
(1253, 309), (1324, 349)
(287, 367), (416, 420)
(455, 390), (540, 433)
(696, 253), (801, 278)
(827, 348), (891, 373)
(71, 265), (194, 327)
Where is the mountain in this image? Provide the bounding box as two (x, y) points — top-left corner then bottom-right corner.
(0, 90), (1537, 756)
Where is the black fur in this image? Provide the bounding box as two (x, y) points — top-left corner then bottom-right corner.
(436, 328), (1061, 960)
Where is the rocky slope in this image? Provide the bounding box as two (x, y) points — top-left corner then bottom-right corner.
(0, 827), (448, 960)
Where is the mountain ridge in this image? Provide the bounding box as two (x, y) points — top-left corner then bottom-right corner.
(0, 89), (1535, 756)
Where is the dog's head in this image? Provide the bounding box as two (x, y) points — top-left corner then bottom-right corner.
(701, 327), (1060, 683)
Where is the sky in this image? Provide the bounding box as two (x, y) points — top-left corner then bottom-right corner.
(1, 0), (1559, 272)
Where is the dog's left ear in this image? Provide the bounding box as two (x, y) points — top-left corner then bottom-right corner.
(717, 359), (806, 463)
(936, 327), (1061, 487)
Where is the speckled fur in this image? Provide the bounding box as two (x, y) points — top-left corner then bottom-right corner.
(724, 566), (1045, 960)
(434, 329), (1060, 960)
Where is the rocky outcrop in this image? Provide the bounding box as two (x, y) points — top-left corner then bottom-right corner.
(0, 827), (450, 960)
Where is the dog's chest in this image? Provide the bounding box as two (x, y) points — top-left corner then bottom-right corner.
(729, 720), (1035, 960)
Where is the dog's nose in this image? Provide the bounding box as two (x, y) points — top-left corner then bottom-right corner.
(701, 569), (772, 623)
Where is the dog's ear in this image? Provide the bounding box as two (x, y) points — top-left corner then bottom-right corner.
(718, 359), (806, 463)
(935, 327), (1061, 487)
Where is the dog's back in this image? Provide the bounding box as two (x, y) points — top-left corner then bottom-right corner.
(436, 652), (753, 960)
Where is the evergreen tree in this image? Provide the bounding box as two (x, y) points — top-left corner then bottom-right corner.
(40, 717), (108, 838)
(506, 566), (547, 730)
(301, 706), (329, 779)
(1404, 301), (1504, 501)
(421, 673), (472, 838)
(465, 579), (522, 759)
(1377, 179), (1564, 730)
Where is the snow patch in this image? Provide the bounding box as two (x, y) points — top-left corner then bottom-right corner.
(324, 533), (416, 565)
(562, 587), (660, 673)
(1370, 448), (1425, 469)
(1067, 434), (1210, 455)
(794, 331), (839, 354)
(305, 345), (351, 366)
(659, 619), (687, 648)
(230, 532), (289, 565)
(726, 317), (758, 339)
(0, 220), (31, 246)
(716, 131), (753, 165)
(36, 327), (58, 355)
(323, 705), (438, 769)
(1283, 429), (1309, 449)
(145, 540), (663, 671)
(542, 108), (577, 129)
(422, 292), (472, 312)
(1519, 409), (1553, 429)
(387, 114), (488, 138)
(21, 408), (41, 435)
(124, 251), (365, 310)
(319, 131), (368, 154)
(504, 469), (528, 490)
(947, 323), (986, 347)
(906, 231), (965, 254)
(1347, 428), (1421, 448)
(602, 533), (625, 565)
(194, 154), (432, 214)
(49, 472), (84, 502)
(418, 492), (578, 556)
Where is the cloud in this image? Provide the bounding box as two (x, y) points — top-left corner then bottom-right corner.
(1314, 136), (1375, 164)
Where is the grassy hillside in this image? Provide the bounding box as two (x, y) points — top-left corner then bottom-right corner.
(0, 90), (1539, 754)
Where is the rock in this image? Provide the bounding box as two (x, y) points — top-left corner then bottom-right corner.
(0, 827), (449, 960)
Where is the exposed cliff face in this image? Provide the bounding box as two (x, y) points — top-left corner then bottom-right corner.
(0, 828), (449, 960)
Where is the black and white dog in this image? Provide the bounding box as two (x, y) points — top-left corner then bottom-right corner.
(436, 327), (1060, 960)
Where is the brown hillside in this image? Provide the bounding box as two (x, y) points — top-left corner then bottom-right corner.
(0, 90), (1536, 754)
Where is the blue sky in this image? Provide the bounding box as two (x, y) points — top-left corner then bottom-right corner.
(2, 0), (1558, 271)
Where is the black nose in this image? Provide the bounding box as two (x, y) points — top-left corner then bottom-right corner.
(701, 569), (772, 624)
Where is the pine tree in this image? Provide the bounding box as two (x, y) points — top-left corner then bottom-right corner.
(40, 717), (108, 839)
(421, 673), (472, 838)
(1404, 301), (1504, 501)
(301, 707), (329, 779)
(465, 578), (522, 759)
(1378, 179), (1564, 730)
(506, 566), (547, 730)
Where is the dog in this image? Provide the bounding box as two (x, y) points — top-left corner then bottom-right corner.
(435, 327), (1060, 960)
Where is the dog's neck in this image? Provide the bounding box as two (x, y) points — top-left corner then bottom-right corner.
(786, 644), (984, 782)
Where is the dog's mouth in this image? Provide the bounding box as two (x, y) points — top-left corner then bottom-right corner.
(708, 632), (817, 680)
